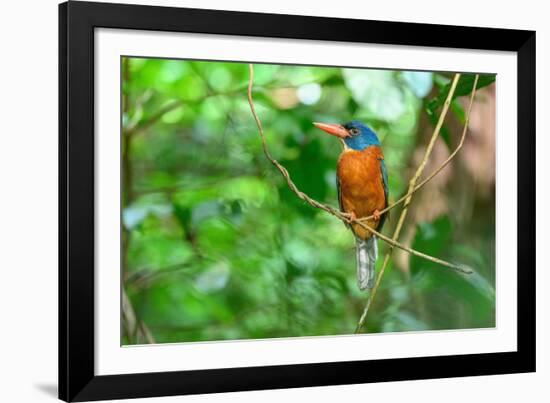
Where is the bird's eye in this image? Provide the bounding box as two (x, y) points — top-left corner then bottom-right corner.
(349, 128), (359, 136)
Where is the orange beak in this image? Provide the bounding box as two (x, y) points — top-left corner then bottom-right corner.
(313, 122), (350, 138)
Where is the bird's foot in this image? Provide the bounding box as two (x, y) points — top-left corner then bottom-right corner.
(372, 209), (381, 222)
(347, 211), (357, 224)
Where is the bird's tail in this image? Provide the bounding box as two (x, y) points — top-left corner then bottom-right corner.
(355, 236), (378, 290)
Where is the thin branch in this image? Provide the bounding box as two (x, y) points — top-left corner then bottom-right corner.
(124, 80), (285, 136)
(122, 287), (156, 344)
(125, 261), (194, 288)
(127, 75), (340, 137)
(247, 64), (471, 275)
(358, 75), (479, 223)
(121, 58), (156, 344)
(355, 74), (480, 333)
(125, 99), (184, 136)
(352, 217), (471, 273)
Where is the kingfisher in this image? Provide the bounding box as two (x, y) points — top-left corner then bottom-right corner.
(314, 120), (389, 290)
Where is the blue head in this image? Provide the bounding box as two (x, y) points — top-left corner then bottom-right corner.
(313, 120), (380, 151)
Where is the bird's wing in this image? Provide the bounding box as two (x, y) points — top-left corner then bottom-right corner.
(380, 158), (389, 203)
(336, 174), (352, 230)
(378, 157), (389, 231)
(336, 174), (343, 212)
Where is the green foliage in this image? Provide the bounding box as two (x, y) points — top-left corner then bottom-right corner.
(425, 73), (495, 148)
(122, 57), (496, 344)
(427, 73), (496, 116)
(409, 216), (495, 329)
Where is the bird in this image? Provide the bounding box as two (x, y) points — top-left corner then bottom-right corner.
(314, 120), (388, 290)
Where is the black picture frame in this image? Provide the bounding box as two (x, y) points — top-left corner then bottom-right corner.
(59, 1), (536, 401)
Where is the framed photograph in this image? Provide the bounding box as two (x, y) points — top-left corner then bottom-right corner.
(59, 1), (535, 401)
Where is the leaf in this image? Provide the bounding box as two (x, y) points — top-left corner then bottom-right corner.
(426, 106), (452, 149)
(451, 99), (466, 124)
(433, 73), (451, 89)
(410, 216), (495, 326)
(458, 269), (495, 302)
(450, 244), (495, 301)
(411, 215), (453, 274)
(425, 74), (493, 150)
(172, 202), (191, 230)
(426, 73), (495, 116)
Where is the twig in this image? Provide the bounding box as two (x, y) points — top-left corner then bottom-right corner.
(355, 74), (480, 333)
(121, 57), (156, 344)
(247, 64), (470, 274)
(122, 287), (156, 344)
(125, 99), (184, 136)
(358, 75), (479, 223)
(124, 80), (285, 137)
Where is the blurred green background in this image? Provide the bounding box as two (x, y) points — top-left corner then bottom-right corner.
(121, 57), (496, 345)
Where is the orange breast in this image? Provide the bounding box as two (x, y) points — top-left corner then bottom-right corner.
(337, 146), (386, 239)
